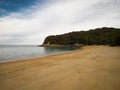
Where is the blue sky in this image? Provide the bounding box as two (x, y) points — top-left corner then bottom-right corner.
(0, 0), (120, 45)
(0, 0), (45, 16)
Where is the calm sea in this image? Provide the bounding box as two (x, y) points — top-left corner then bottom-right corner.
(0, 45), (78, 62)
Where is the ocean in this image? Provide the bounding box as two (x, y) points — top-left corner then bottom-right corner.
(0, 45), (78, 62)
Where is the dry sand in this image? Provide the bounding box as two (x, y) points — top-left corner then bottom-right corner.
(0, 46), (120, 90)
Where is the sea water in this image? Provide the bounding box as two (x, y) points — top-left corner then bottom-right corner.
(0, 45), (78, 62)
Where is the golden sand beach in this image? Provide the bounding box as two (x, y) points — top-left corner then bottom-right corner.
(0, 46), (120, 90)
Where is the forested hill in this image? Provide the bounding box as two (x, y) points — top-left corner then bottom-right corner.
(42, 27), (120, 46)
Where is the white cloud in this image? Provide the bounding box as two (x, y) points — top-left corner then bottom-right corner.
(0, 0), (120, 45)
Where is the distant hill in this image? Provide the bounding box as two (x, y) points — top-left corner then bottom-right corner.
(42, 27), (120, 46)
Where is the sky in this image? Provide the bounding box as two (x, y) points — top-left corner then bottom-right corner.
(0, 0), (120, 45)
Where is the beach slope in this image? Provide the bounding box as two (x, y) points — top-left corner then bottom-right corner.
(0, 46), (120, 90)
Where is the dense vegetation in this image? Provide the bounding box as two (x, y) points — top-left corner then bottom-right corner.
(42, 27), (120, 46)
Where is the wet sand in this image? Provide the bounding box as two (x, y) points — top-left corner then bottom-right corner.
(0, 46), (120, 90)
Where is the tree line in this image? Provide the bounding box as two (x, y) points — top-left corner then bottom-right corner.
(43, 27), (120, 46)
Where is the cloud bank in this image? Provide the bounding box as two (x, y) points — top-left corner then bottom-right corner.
(0, 0), (120, 45)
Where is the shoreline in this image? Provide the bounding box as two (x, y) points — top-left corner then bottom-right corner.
(0, 48), (82, 63)
(0, 45), (120, 90)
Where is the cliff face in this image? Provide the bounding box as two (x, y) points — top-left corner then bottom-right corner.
(42, 27), (120, 46)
